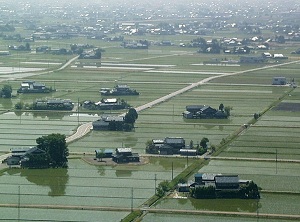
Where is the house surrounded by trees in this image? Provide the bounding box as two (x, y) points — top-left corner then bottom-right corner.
(183, 105), (228, 119)
(178, 172), (260, 199)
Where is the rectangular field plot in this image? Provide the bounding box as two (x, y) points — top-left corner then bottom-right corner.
(221, 112), (300, 160)
(0, 158), (190, 211)
(0, 112), (99, 153)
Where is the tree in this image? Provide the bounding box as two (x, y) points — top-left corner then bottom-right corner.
(189, 140), (194, 149)
(156, 180), (170, 197)
(239, 181), (260, 199)
(200, 137), (209, 149)
(219, 103), (224, 111)
(94, 48), (102, 59)
(192, 186), (216, 199)
(25, 43), (31, 51)
(224, 106), (233, 117)
(145, 140), (158, 154)
(96, 150), (105, 162)
(36, 133), (69, 168)
(124, 108), (138, 124)
(1, 84), (12, 98)
(254, 113), (260, 120)
(210, 39), (221, 53)
(15, 101), (24, 110)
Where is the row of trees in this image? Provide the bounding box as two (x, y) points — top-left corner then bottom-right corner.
(188, 137), (211, 155)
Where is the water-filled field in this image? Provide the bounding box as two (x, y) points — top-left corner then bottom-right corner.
(0, 34), (299, 222)
(0, 157), (195, 221)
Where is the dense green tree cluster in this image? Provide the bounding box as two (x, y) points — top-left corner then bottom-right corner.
(0, 85), (12, 98)
(36, 133), (69, 168)
(191, 186), (216, 199)
(156, 180), (170, 197)
(145, 140), (159, 154)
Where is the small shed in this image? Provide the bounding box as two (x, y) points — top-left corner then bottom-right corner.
(194, 173), (203, 184)
(177, 183), (191, 192)
(180, 149), (197, 156)
(95, 149), (113, 158)
(182, 111), (193, 119)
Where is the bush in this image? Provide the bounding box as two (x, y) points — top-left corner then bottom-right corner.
(15, 102), (24, 110)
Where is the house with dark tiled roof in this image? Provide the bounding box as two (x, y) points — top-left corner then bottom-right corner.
(183, 105), (227, 119)
(92, 115), (124, 130)
(6, 147), (46, 167)
(112, 148), (140, 163)
(17, 81), (53, 93)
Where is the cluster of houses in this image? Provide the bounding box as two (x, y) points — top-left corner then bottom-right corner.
(177, 172), (250, 193)
(95, 148), (140, 163)
(183, 105), (227, 119)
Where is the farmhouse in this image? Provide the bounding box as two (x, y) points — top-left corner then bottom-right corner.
(34, 98), (74, 110)
(17, 81), (52, 93)
(183, 105), (227, 119)
(112, 148), (140, 163)
(92, 115), (124, 130)
(273, 54), (288, 59)
(84, 98), (127, 110)
(214, 175), (240, 190)
(272, 77), (287, 85)
(148, 137), (186, 155)
(6, 147), (46, 167)
(100, 85), (139, 96)
(177, 172), (258, 199)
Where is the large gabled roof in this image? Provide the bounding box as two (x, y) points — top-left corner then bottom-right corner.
(215, 175), (239, 184)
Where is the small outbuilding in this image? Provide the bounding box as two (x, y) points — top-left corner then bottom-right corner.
(272, 77), (287, 85)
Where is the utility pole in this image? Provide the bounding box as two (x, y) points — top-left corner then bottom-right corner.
(276, 149), (278, 174)
(186, 152), (188, 167)
(256, 196), (259, 222)
(171, 162), (174, 180)
(77, 98), (80, 126)
(18, 185), (20, 222)
(154, 174), (157, 195)
(131, 187), (133, 212)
